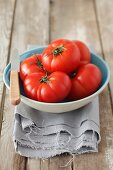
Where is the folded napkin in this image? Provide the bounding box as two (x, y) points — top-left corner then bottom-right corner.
(13, 97), (100, 158)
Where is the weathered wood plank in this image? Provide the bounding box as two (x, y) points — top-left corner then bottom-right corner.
(49, 155), (72, 170)
(50, 0), (100, 169)
(0, 0), (16, 132)
(0, 92), (16, 170)
(27, 158), (40, 170)
(13, 154), (27, 170)
(41, 159), (49, 170)
(11, 0), (49, 54)
(50, 0), (113, 169)
(95, 0), (113, 106)
(50, 0), (101, 54)
(0, 0), (49, 169)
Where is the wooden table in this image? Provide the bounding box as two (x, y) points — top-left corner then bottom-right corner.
(0, 0), (113, 169)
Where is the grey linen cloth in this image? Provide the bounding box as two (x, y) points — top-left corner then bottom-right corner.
(13, 97), (101, 158)
(13, 45), (101, 158)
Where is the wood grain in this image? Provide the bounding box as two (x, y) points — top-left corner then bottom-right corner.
(27, 158), (40, 170)
(95, 0), (113, 105)
(0, 92), (15, 170)
(11, 0), (49, 54)
(40, 159), (49, 170)
(0, 0), (16, 132)
(13, 154), (27, 170)
(0, 0), (49, 169)
(49, 155), (72, 170)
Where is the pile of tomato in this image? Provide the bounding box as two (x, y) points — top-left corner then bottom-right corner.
(20, 39), (102, 103)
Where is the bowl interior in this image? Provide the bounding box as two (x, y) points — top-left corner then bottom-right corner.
(4, 46), (110, 103)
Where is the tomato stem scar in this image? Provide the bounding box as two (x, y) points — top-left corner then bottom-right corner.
(40, 75), (48, 83)
(52, 45), (66, 57)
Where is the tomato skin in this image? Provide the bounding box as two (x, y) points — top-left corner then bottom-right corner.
(20, 54), (45, 81)
(42, 39), (80, 73)
(68, 64), (102, 100)
(73, 40), (90, 66)
(24, 71), (72, 102)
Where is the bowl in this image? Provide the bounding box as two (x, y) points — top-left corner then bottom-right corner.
(3, 46), (110, 113)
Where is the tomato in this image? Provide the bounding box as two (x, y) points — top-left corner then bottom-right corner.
(42, 39), (80, 73)
(68, 64), (102, 100)
(73, 40), (90, 66)
(20, 54), (45, 81)
(24, 71), (72, 102)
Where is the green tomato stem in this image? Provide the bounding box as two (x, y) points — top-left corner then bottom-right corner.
(52, 45), (65, 57)
(40, 75), (48, 83)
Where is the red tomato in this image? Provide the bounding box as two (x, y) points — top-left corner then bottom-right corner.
(20, 54), (45, 81)
(42, 39), (80, 73)
(73, 40), (90, 66)
(68, 64), (102, 100)
(24, 71), (72, 102)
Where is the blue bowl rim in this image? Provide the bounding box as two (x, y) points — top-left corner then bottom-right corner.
(3, 46), (110, 105)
